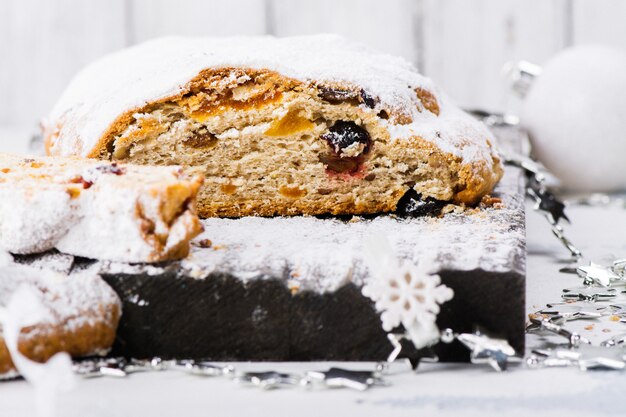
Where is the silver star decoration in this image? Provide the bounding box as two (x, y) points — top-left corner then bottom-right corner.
(602, 303), (626, 314)
(577, 262), (620, 287)
(123, 357), (169, 374)
(72, 357), (167, 378)
(529, 345), (626, 371)
(613, 259), (626, 277)
(527, 304), (603, 331)
(235, 371), (300, 390)
(550, 225), (583, 259)
(73, 357), (130, 378)
(526, 176), (569, 225)
(539, 303), (604, 322)
(601, 333), (626, 348)
(562, 286), (617, 302)
(171, 360), (234, 377)
(456, 331), (517, 371)
(305, 368), (386, 391)
(527, 344), (577, 369)
(505, 152), (582, 258)
(527, 316), (590, 347)
(601, 303), (626, 322)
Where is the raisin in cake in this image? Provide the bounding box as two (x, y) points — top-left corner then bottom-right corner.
(0, 264), (121, 377)
(0, 153), (203, 263)
(44, 35), (502, 217)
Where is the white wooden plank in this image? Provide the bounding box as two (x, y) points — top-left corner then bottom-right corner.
(0, 0), (127, 127)
(269, 0), (421, 66)
(572, 0), (626, 48)
(421, 0), (570, 113)
(129, 0), (268, 43)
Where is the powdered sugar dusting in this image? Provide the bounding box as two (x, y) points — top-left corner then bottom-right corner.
(45, 35), (497, 166)
(0, 153), (202, 263)
(0, 265), (121, 342)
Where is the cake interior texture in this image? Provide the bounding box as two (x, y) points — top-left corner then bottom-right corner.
(100, 68), (501, 217)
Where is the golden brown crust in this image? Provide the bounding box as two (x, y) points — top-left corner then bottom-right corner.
(54, 68), (295, 160)
(197, 188), (405, 218)
(0, 302), (120, 375)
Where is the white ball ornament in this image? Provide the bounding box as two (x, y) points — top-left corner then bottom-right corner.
(521, 45), (626, 192)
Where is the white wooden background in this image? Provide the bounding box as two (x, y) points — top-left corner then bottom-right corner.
(1, 0), (625, 130)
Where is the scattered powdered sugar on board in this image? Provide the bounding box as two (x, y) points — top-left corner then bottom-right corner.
(11, 160), (523, 294)
(45, 34), (496, 166)
(179, 162), (523, 293)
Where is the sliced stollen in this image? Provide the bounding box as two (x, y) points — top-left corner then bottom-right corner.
(0, 263), (121, 377)
(43, 35), (503, 218)
(0, 153), (203, 263)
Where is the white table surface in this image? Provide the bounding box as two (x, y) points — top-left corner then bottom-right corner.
(1, 128), (626, 417)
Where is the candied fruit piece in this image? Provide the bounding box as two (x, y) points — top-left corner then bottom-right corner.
(183, 132), (218, 149)
(220, 183), (237, 194)
(265, 110), (314, 137)
(279, 185), (307, 198)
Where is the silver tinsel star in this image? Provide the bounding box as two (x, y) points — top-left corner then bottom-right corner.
(73, 357), (130, 378)
(305, 367), (386, 391)
(613, 259), (626, 277)
(73, 358), (235, 379)
(539, 303), (604, 322)
(456, 331), (517, 371)
(562, 287), (617, 302)
(236, 371), (300, 390)
(504, 151), (581, 258)
(527, 316), (590, 347)
(527, 304), (603, 331)
(529, 345), (626, 371)
(171, 360), (234, 377)
(72, 357), (168, 378)
(577, 262), (620, 287)
(601, 333), (626, 348)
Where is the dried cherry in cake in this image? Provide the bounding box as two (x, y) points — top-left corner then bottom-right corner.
(321, 121), (371, 156)
(319, 121), (372, 175)
(396, 189), (446, 217)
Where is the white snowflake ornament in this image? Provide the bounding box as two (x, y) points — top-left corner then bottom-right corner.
(362, 234), (454, 349)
